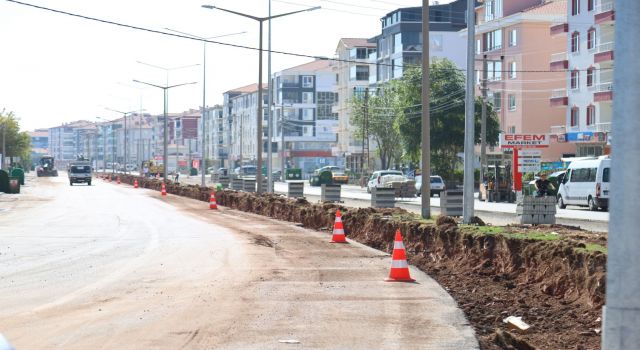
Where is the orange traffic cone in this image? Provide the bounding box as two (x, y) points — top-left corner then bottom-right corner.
(134, 179), (139, 188)
(209, 191), (218, 210)
(330, 209), (347, 243)
(117, 176), (121, 184)
(385, 229), (415, 282)
(161, 182), (167, 196)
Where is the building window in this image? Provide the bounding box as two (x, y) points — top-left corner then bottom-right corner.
(571, 32), (580, 53)
(493, 92), (502, 111)
(509, 29), (517, 47)
(587, 67), (594, 87)
(394, 33), (402, 53)
(485, 29), (503, 51)
(571, 107), (579, 127)
(587, 28), (596, 50)
(588, 0), (594, 11)
(508, 126), (516, 134)
(302, 92), (314, 104)
(571, 70), (580, 90)
(488, 61), (502, 81)
(302, 108), (314, 121)
(572, 0), (580, 16)
(476, 39), (481, 54)
(485, 0), (503, 22)
(302, 76), (314, 88)
(509, 61), (517, 79)
(587, 105), (595, 125)
(508, 94), (516, 111)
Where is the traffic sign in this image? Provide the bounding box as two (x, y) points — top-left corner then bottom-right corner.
(519, 149), (542, 156)
(518, 165), (542, 173)
(519, 158), (541, 164)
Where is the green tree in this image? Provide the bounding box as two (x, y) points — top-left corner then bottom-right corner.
(394, 59), (500, 180)
(350, 84), (403, 170)
(0, 109), (32, 167)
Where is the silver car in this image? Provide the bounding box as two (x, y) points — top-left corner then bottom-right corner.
(415, 175), (445, 197)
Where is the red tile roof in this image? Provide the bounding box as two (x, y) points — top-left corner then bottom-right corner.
(282, 59), (333, 73)
(522, 0), (566, 16)
(226, 83), (268, 94)
(340, 38), (376, 49)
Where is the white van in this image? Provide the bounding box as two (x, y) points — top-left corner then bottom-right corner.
(557, 156), (610, 211)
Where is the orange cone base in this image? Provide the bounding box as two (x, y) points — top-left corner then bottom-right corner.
(384, 276), (416, 283)
(330, 237), (348, 243)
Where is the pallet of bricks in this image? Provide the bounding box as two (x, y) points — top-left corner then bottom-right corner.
(390, 180), (416, 198)
(517, 196), (557, 225)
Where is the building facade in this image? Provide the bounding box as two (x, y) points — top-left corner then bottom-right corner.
(549, 0), (614, 156)
(272, 59), (339, 175)
(28, 129), (49, 166)
(370, 0), (471, 86)
(200, 105), (225, 169)
(226, 83), (269, 167)
(48, 121), (95, 165)
(474, 0), (575, 161)
(333, 38), (377, 173)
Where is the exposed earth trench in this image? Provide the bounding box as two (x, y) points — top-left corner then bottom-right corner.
(110, 174), (607, 350)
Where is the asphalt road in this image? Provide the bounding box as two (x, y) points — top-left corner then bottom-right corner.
(0, 174), (477, 349)
(177, 175), (608, 232)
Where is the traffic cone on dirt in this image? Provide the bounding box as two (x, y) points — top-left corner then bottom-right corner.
(117, 176), (121, 184)
(134, 179), (139, 188)
(161, 182), (167, 196)
(209, 191), (218, 210)
(330, 209), (347, 243)
(385, 229), (415, 282)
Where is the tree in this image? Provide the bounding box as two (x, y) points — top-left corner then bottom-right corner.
(394, 58), (500, 180)
(350, 84), (403, 170)
(0, 109), (32, 167)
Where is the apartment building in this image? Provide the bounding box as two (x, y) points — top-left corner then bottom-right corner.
(473, 0), (575, 161)
(549, 0), (614, 156)
(333, 38), (376, 172)
(29, 129), (49, 164)
(200, 105), (225, 169)
(370, 0), (471, 86)
(48, 120), (95, 165)
(272, 59), (339, 174)
(226, 83), (269, 167)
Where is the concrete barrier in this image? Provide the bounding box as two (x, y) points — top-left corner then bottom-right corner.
(371, 187), (395, 208)
(231, 177), (243, 190)
(517, 196), (557, 225)
(287, 182), (304, 198)
(242, 179), (256, 193)
(218, 176), (230, 189)
(441, 189), (463, 217)
(321, 184), (341, 203)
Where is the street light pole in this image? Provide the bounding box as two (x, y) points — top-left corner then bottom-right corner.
(201, 4), (320, 193)
(463, 0), (476, 223)
(421, 0), (431, 218)
(133, 79), (197, 181)
(164, 29), (245, 187)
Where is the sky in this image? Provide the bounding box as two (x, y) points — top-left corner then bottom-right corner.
(0, 0), (456, 131)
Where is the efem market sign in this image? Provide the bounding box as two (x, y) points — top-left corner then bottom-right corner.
(500, 134), (550, 148)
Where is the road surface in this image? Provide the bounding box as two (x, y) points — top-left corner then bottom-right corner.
(0, 174), (477, 349)
(177, 175), (608, 232)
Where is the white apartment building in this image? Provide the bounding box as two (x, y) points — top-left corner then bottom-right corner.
(200, 105), (225, 169)
(227, 83), (269, 167)
(333, 38), (377, 173)
(549, 0), (614, 156)
(272, 59), (339, 175)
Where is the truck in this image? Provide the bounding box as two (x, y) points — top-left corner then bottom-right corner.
(36, 155), (58, 177)
(68, 161), (92, 186)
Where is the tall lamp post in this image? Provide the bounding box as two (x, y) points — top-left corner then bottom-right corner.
(106, 108), (142, 174)
(164, 28), (246, 187)
(201, 4), (320, 193)
(132, 79), (197, 181)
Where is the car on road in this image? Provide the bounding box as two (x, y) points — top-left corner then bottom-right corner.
(366, 170), (405, 193)
(68, 162), (92, 186)
(415, 175), (446, 197)
(557, 156), (610, 211)
(234, 165), (257, 178)
(314, 166), (348, 184)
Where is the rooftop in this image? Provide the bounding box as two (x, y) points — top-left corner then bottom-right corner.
(281, 59), (333, 74)
(339, 38), (376, 49)
(225, 83), (268, 94)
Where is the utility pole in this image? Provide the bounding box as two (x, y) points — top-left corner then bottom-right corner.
(480, 54), (488, 196)
(602, 1), (640, 348)
(361, 88), (369, 175)
(421, 0), (431, 218)
(281, 101), (285, 175)
(267, 0), (274, 191)
(462, 0), (476, 223)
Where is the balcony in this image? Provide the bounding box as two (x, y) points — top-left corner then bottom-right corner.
(550, 52), (568, 71)
(550, 89), (568, 107)
(594, 82), (613, 102)
(550, 23), (569, 36)
(594, 42), (614, 63)
(594, 122), (611, 133)
(550, 125), (566, 135)
(595, 2), (615, 24)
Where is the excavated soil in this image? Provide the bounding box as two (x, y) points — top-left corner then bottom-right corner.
(109, 174), (607, 349)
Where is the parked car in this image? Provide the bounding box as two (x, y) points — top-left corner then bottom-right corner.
(366, 170), (406, 193)
(125, 164), (136, 172)
(557, 156), (610, 211)
(415, 175), (446, 197)
(314, 166), (348, 184)
(233, 165), (257, 178)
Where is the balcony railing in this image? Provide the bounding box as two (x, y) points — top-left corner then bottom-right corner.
(596, 82), (613, 92)
(550, 52), (569, 70)
(550, 89), (568, 107)
(550, 125), (566, 134)
(595, 122), (611, 133)
(594, 82), (613, 102)
(596, 42), (614, 53)
(595, 42), (614, 63)
(595, 2), (615, 24)
(550, 22), (569, 35)
(595, 1), (614, 15)
(551, 88), (568, 98)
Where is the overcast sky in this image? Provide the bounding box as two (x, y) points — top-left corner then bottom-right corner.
(0, 0), (459, 131)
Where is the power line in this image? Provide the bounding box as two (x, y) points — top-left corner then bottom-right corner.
(4, 0), (613, 74)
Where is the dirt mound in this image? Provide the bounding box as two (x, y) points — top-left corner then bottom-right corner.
(105, 173), (606, 349)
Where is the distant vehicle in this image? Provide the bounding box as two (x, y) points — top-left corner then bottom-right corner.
(125, 164), (136, 172)
(415, 175), (446, 197)
(366, 170), (405, 193)
(314, 165), (341, 174)
(36, 155), (58, 177)
(68, 161), (92, 186)
(557, 156), (610, 211)
(314, 166), (348, 184)
(234, 165), (257, 178)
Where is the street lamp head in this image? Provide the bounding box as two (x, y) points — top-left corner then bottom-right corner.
(201, 4), (215, 9)
(307, 6), (321, 11)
